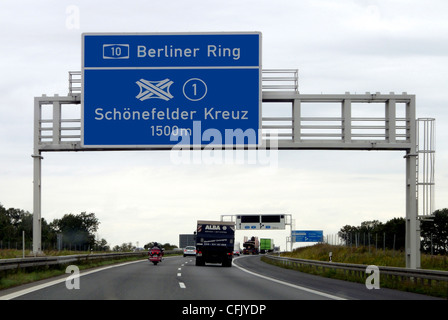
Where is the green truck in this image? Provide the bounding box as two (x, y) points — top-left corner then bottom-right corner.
(259, 238), (274, 253)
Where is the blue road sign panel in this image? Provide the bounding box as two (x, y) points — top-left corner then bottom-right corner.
(82, 32), (262, 148)
(291, 230), (324, 243)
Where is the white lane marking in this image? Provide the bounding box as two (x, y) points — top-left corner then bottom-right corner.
(177, 262), (184, 287)
(0, 259), (145, 300)
(233, 259), (347, 300)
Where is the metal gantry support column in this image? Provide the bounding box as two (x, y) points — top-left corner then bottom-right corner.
(32, 153), (42, 255)
(405, 152), (420, 269)
(32, 97), (43, 255)
(405, 97), (420, 269)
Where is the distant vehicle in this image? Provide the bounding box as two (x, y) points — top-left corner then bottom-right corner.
(233, 241), (241, 256)
(183, 246), (197, 257)
(195, 220), (235, 267)
(148, 246), (163, 265)
(260, 238), (274, 254)
(243, 236), (259, 255)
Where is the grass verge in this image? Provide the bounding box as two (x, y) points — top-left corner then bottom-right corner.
(261, 244), (448, 299)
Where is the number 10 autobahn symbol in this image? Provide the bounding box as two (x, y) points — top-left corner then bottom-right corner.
(103, 44), (129, 59)
(82, 32), (262, 148)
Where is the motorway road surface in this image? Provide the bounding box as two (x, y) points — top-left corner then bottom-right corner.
(0, 255), (442, 301)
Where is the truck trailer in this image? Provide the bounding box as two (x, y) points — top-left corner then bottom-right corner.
(242, 236), (259, 255)
(195, 220), (235, 267)
(259, 238), (274, 253)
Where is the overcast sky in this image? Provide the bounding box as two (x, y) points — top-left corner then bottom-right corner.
(0, 0), (447, 250)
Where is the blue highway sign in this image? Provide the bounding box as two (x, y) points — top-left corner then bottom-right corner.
(82, 32), (262, 148)
(292, 230), (324, 243)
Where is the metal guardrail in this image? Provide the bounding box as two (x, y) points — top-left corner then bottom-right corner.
(0, 251), (178, 272)
(264, 254), (448, 285)
(68, 71), (81, 95)
(262, 69), (298, 91)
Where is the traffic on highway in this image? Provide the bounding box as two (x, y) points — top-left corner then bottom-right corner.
(1, 253), (439, 301)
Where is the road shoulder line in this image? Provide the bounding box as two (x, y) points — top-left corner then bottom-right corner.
(233, 257), (347, 300)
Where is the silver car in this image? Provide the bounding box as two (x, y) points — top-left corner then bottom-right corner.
(183, 246), (196, 257)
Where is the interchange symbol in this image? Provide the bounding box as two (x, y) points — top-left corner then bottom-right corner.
(135, 78), (174, 101)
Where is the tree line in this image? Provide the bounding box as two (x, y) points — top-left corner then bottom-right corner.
(338, 208), (448, 254)
(0, 203), (179, 252)
(2, 202), (446, 254)
(0, 203), (106, 251)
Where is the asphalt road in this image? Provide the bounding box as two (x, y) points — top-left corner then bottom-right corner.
(0, 255), (441, 301)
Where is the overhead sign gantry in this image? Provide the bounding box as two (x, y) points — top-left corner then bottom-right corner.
(235, 214), (287, 230)
(32, 32), (435, 270)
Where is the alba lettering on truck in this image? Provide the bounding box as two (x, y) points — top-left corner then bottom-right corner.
(205, 225), (221, 230)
